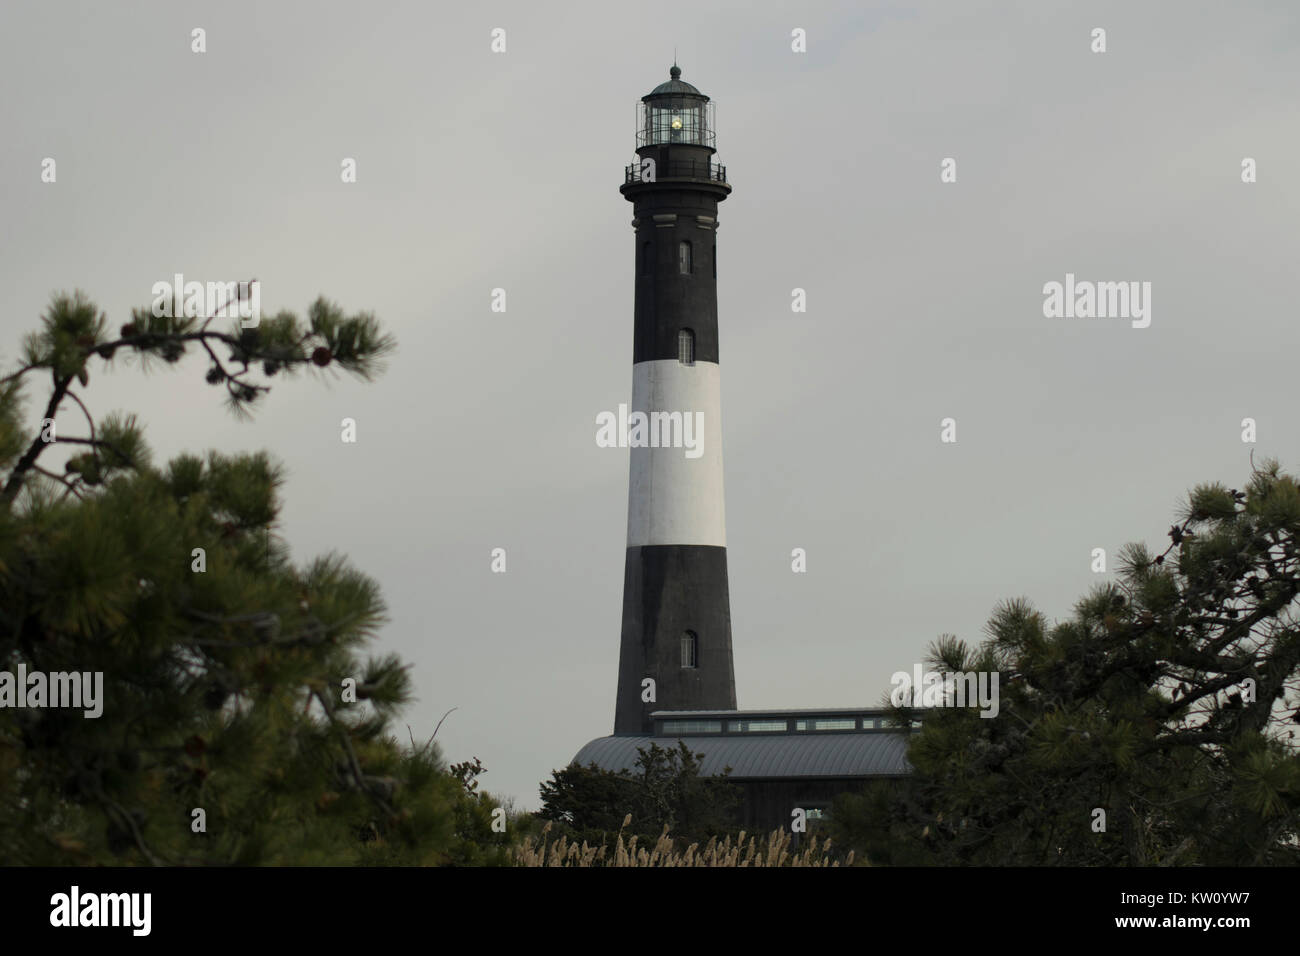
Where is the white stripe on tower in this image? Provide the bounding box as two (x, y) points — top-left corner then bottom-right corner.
(625, 360), (725, 547)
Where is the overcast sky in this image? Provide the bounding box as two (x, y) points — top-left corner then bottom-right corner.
(2, 0), (1298, 810)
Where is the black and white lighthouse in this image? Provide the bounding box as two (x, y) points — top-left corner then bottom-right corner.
(613, 66), (737, 734)
(575, 68), (913, 832)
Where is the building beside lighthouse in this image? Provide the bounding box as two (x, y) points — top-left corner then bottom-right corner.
(574, 66), (913, 833)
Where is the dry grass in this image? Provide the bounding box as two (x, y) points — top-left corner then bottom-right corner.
(514, 814), (854, 867)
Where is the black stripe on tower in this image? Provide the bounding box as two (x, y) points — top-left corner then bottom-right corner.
(632, 195), (721, 364)
(614, 545), (736, 735)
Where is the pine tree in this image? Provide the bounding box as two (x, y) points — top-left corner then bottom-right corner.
(835, 465), (1300, 865)
(0, 291), (514, 864)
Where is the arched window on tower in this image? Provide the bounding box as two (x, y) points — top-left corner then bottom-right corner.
(680, 631), (698, 668)
(677, 328), (695, 366)
(678, 240), (693, 275)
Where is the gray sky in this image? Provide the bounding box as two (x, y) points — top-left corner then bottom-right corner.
(2, 0), (1298, 810)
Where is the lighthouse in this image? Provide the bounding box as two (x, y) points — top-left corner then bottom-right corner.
(613, 65), (737, 734)
(575, 67), (912, 832)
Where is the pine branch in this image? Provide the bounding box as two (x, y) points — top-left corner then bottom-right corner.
(1, 370), (73, 504)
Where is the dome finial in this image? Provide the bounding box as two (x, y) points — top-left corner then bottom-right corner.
(670, 55), (680, 80)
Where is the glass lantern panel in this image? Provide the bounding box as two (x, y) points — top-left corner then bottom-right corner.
(649, 105), (703, 144)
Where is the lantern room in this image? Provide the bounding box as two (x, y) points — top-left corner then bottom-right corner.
(637, 64), (716, 149)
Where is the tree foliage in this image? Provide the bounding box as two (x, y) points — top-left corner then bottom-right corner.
(0, 291), (513, 864)
(834, 465), (1300, 865)
(538, 741), (741, 849)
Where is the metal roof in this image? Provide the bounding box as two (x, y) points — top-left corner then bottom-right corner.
(645, 65), (706, 100)
(572, 732), (913, 780)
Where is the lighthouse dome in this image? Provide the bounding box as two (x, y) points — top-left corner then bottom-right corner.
(646, 64), (705, 99)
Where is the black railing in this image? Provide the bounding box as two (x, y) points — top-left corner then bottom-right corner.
(624, 160), (727, 185)
(636, 127), (717, 149)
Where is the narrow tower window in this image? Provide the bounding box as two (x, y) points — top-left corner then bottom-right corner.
(678, 328), (695, 366)
(678, 240), (693, 275)
(680, 631), (698, 668)
(640, 241), (651, 277)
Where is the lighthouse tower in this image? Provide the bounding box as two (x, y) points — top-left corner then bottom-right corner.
(614, 65), (736, 734)
(575, 68), (909, 831)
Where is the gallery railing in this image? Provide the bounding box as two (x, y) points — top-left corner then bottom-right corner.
(624, 160), (728, 184)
